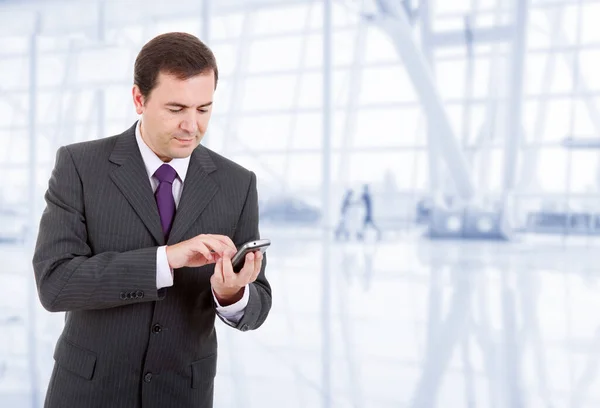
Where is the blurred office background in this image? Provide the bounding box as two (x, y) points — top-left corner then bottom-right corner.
(1, 0), (600, 406)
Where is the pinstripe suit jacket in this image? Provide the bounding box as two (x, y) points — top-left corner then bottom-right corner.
(32, 122), (272, 408)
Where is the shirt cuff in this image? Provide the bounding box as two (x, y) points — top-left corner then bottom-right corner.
(156, 246), (174, 289)
(213, 284), (249, 325)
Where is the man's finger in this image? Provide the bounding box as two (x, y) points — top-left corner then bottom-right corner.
(197, 236), (229, 256)
(254, 251), (262, 270)
(251, 254), (262, 282)
(212, 258), (224, 285)
(209, 234), (237, 251)
(195, 242), (214, 263)
(238, 252), (255, 283)
(221, 253), (237, 286)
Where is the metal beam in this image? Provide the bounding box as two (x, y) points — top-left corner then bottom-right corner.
(0, 26), (361, 59)
(517, 8), (562, 192)
(553, 26), (600, 138)
(337, 19), (368, 188)
(367, 1), (476, 200)
(516, 268), (553, 406)
(283, 3), (319, 194)
(473, 275), (500, 408)
(431, 25), (513, 48)
(336, 249), (365, 407)
(321, 1), (333, 407)
(462, 15), (475, 149)
(220, 12), (253, 155)
(0, 0), (316, 37)
(522, 7), (600, 188)
(0, 38), (520, 61)
(473, 0), (506, 198)
(502, 0), (528, 196)
(26, 13), (40, 408)
(460, 326), (477, 408)
(409, 269), (473, 408)
(95, 0), (106, 142)
(500, 272), (524, 408)
(201, 0), (211, 43)
(200, 0), (212, 149)
(419, 0), (442, 197)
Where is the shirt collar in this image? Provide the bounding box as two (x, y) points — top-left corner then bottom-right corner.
(135, 120), (191, 182)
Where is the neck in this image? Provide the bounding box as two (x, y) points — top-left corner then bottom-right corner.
(139, 121), (172, 163)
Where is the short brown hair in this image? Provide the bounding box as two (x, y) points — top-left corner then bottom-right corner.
(134, 32), (219, 100)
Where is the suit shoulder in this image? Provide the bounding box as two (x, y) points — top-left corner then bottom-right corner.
(203, 146), (253, 178)
(62, 135), (119, 159)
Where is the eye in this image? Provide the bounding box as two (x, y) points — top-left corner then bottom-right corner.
(168, 108), (182, 113)
(198, 109), (208, 113)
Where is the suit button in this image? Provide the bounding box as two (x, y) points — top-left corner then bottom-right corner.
(144, 372), (153, 383)
(120, 292), (127, 300)
(126, 292), (132, 299)
(152, 324), (162, 334)
(136, 290), (144, 298)
(240, 324), (249, 332)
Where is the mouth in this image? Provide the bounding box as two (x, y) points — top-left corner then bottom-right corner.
(174, 137), (195, 144)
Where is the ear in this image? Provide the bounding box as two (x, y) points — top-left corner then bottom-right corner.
(132, 85), (145, 115)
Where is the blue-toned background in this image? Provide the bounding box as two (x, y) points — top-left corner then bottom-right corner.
(1, 0), (599, 407)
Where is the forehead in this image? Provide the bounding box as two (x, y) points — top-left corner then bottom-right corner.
(151, 71), (215, 102)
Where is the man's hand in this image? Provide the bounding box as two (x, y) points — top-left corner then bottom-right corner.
(166, 234), (236, 269)
(211, 250), (263, 306)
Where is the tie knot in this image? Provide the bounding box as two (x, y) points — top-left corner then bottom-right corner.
(154, 164), (177, 184)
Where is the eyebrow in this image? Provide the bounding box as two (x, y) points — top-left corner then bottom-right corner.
(165, 102), (213, 108)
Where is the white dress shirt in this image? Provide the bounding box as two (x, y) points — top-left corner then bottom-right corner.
(134, 120), (249, 325)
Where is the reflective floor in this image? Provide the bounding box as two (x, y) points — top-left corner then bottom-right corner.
(2, 227), (600, 407)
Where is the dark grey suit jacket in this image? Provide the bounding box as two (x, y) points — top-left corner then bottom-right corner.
(32, 122), (272, 408)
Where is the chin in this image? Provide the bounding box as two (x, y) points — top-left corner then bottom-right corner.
(168, 152), (191, 159)
(170, 147), (197, 159)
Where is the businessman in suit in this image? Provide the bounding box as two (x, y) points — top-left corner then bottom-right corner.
(32, 32), (272, 408)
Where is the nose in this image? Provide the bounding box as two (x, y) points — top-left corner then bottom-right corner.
(179, 116), (198, 134)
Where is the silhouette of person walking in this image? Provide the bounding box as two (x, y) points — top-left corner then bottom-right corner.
(335, 189), (354, 241)
(357, 184), (381, 241)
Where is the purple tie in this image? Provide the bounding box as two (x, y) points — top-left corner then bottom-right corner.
(154, 164), (178, 240)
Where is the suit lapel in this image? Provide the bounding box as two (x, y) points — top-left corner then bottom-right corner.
(109, 123), (165, 245)
(168, 145), (219, 245)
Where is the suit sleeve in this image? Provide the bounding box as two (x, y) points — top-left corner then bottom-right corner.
(32, 146), (165, 312)
(218, 171), (272, 331)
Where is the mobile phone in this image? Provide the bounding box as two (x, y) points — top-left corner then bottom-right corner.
(231, 238), (271, 272)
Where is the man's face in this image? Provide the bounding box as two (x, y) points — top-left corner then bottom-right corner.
(132, 71), (215, 162)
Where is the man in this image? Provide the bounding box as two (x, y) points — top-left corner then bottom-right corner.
(334, 189), (354, 241)
(32, 32), (272, 408)
(357, 184), (381, 241)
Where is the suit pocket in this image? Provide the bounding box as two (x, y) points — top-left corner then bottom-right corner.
(53, 337), (97, 380)
(190, 353), (217, 389)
